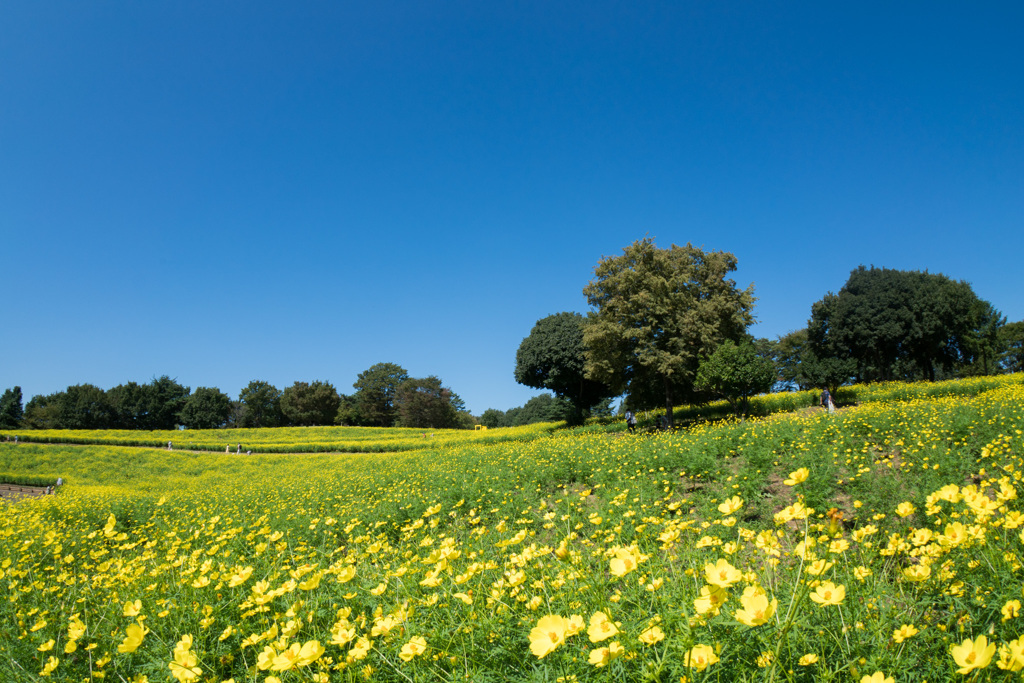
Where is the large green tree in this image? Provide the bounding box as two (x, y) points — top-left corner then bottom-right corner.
(57, 384), (115, 429)
(180, 387), (232, 429)
(142, 376), (191, 430)
(0, 386), (23, 428)
(280, 381), (341, 426)
(808, 266), (1001, 383)
(237, 380), (283, 428)
(352, 363), (409, 427)
(583, 238), (755, 428)
(394, 376), (460, 429)
(514, 312), (614, 425)
(998, 321), (1024, 374)
(694, 340), (775, 416)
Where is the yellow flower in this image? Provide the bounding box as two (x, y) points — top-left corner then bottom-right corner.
(30, 618), (47, 632)
(1002, 599), (1021, 621)
(896, 502), (916, 517)
(118, 621), (149, 654)
(892, 624), (919, 643)
(529, 615), (568, 658)
(704, 558), (742, 588)
(587, 611), (620, 643)
(588, 641), (624, 667)
(809, 581), (846, 607)
(694, 584), (728, 616)
(860, 673), (894, 683)
(638, 626), (664, 645)
(950, 635), (996, 674)
(399, 636), (427, 662)
(454, 592), (473, 605)
(347, 637), (371, 662)
(39, 656), (59, 677)
(997, 638), (1024, 672)
(734, 585), (776, 627)
(902, 564), (931, 582)
(784, 468), (809, 485)
(683, 644), (719, 671)
(168, 648), (202, 683)
(123, 600), (142, 617)
(798, 653), (818, 665)
(609, 547), (644, 577)
(565, 614), (585, 636)
(38, 639), (55, 652)
(717, 496), (743, 515)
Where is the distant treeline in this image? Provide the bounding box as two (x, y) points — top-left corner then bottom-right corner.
(0, 363), (483, 431)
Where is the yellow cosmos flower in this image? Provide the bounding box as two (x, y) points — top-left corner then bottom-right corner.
(123, 600), (142, 617)
(399, 636), (427, 662)
(784, 468), (809, 485)
(892, 624), (919, 643)
(609, 547), (644, 577)
(798, 653), (818, 665)
(588, 641), (624, 667)
(683, 644), (719, 671)
(950, 635), (996, 674)
(694, 584), (729, 616)
(565, 614), (585, 636)
(39, 656), (59, 677)
(704, 558), (742, 588)
(638, 626), (664, 645)
(1002, 599), (1021, 621)
(895, 502), (916, 517)
(38, 639), (55, 652)
(588, 611), (620, 643)
(348, 637), (372, 662)
(529, 615), (568, 658)
(717, 496), (743, 515)
(902, 564), (931, 582)
(997, 638), (1024, 672)
(168, 648), (202, 683)
(860, 673), (894, 683)
(734, 585), (777, 627)
(30, 618), (47, 632)
(118, 621), (149, 654)
(809, 581), (846, 607)
(228, 567), (253, 587)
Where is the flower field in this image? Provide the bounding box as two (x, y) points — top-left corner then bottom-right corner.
(2, 377), (1023, 681)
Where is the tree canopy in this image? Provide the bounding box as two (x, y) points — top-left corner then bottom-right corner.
(694, 340), (775, 416)
(237, 380), (283, 428)
(514, 312), (614, 425)
(808, 266), (1001, 383)
(0, 386), (23, 428)
(352, 363), (409, 427)
(180, 387), (232, 429)
(280, 381), (341, 426)
(394, 376), (460, 429)
(583, 238), (755, 427)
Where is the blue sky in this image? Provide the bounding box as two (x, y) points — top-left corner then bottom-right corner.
(2, 2), (1022, 414)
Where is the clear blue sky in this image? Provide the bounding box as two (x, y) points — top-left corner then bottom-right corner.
(2, 2), (1022, 414)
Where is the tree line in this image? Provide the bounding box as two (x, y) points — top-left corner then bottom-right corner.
(3, 239), (1022, 433)
(0, 363), (475, 431)
(512, 239), (1024, 426)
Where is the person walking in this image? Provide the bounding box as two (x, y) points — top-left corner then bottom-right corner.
(625, 410), (637, 433)
(821, 388), (836, 414)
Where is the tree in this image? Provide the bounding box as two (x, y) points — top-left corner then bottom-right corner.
(352, 363), (409, 427)
(142, 376), (190, 430)
(478, 408), (509, 428)
(583, 238), (755, 428)
(808, 266), (1001, 383)
(108, 381), (150, 429)
(280, 381), (341, 426)
(998, 321), (1024, 373)
(694, 340), (775, 416)
(22, 393), (60, 429)
(394, 376), (460, 429)
(237, 380), (283, 428)
(180, 387), (232, 429)
(57, 384), (115, 429)
(515, 312), (615, 426)
(0, 386), (24, 428)
(505, 393), (574, 426)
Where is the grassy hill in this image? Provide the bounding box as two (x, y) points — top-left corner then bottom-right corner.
(1, 375), (1022, 681)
